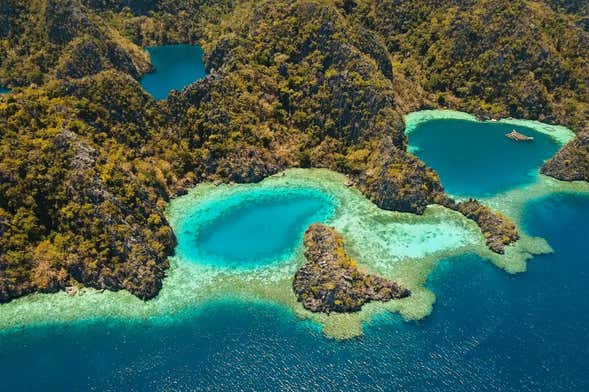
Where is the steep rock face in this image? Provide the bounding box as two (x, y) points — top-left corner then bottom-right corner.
(541, 131), (589, 181)
(351, 0), (589, 130)
(0, 0), (534, 303)
(167, 0), (519, 246)
(51, 130), (174, 300)
(0, 0), (150, 86)
(166, 1), (414, 193)
(46, 0), (94, 45)
(350, 143), (448, 214)
(293, 224), (410, 313)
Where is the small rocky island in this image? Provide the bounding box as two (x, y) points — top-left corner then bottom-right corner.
(506, 130), (534, 141)
(293, 223), (410, 313)
(542, 130), (589, 182)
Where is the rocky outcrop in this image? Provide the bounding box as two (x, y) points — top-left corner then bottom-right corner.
(351, 143), (448, 214)
(0, 82), (176, 304)
(352, 0), (589, 130)
(0, 0), (150, 86)
(1, 0), (554, 304)
(448, 199), (519, 254)
(293, 224), (410, 313)
(541, 131), (589, 181)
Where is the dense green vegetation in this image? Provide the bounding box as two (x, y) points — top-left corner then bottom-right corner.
(293, 223), (410, 313)
(348, 0), (588, 130)
(0, 0), (587, 302)
(0, 74), (176, 301)
(0, 0), (153, 87)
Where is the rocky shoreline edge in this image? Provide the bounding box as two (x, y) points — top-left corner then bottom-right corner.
(293, 223), (410, 313)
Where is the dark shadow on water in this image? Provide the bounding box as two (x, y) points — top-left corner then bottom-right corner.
(139, 44), (206, 100)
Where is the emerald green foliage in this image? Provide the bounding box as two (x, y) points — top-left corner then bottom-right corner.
(0, 0), (586, 302)
(0, 75), (175, 301)
(0, 0), (151, 87)
(350, 0), (588, 130)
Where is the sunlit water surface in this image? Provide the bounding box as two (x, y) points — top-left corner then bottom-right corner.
(408, 118), (560, 197)
(0, 112), (586, 390)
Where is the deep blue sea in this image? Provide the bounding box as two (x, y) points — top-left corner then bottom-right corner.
(139, 45), (206, 100)
(0, 193), (587, 391)
(408, 119), (560, 197)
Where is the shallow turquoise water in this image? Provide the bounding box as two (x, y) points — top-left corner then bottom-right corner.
(139, 44), (206, 100)
(0, 87), (10, 94)
(408, 119), (560, 196)
(175, 188), (336, 268)
(0, 112), (586, 389)
(0, 193), (587, 390)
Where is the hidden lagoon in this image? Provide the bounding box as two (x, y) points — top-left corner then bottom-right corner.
(1, 110), (588, 390)
(139, 44), (206, 100)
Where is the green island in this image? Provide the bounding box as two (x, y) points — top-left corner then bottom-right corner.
(2, 1), (589, 389)
(0, 0), (588, 343)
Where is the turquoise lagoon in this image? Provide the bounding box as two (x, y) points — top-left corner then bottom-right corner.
(406, 111), (570, 197)
(139, 44), (206, 100)
(0, 87), (10, 95)
(1, 111), (588, 390)
(175, 188), (336, 268)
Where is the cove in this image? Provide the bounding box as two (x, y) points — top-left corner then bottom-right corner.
(172, 187), (336, 269)
(139, 44), (206, 100)
(406, 111), (568, 197)
(1, 193), (587, 390)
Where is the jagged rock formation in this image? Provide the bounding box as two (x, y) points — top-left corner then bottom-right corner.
(448, 199), (520, 254)
(348, 0), (589, 130)
(0, 0), (151, 86)
(0, 77), (176, 303)
(165, 1), (443, 215)
(350, 143), (448, 214)
(293, 224), (410, 313)
(542, 131), (589, 181)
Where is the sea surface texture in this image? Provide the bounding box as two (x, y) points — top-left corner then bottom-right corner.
(408, 118), (560, 197)
(0, 111), (587, 390)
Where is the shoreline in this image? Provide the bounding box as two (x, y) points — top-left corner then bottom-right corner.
(404, 110), (575, 146)
(0, 111), (586, 339)
(1, 165), (576, 339)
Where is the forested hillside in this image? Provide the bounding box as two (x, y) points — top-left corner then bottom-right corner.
(0, 0), (586, 302)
